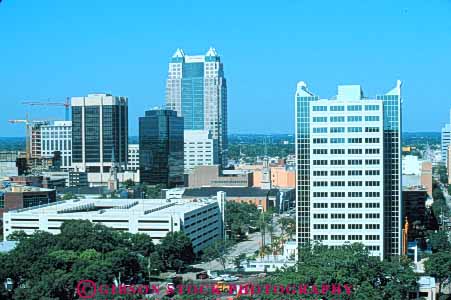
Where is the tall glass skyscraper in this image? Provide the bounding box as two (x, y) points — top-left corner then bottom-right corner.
(166, 48), (227, 167)
(71, 94), (128, 185)
(139, 109), (184, 188)
(295, 81), (402, 258)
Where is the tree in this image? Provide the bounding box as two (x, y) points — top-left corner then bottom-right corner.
(225, 201), (261, 241)
(428, 230), (451, 252)
(425, 251), (451, 299)
(203, 240), (233, 270)
(123, 179), (135, 189)
(61, 192), (77, 201)
(233, 253), (246, 270)
(144, 184), (166, 199)
(157, 232), (195, 271)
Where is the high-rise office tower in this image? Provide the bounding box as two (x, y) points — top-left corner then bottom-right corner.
(41, 121), (72, 170)
(71, 94), (128, 185)
(295, 81), (402, 258)
(139, 109), (184, 187)
(166, 48), (228, 167)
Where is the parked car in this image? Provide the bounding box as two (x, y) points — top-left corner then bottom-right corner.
(196, 271), (209, 280)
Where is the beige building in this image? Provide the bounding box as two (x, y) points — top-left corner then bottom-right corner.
(187, 165), (253, 188)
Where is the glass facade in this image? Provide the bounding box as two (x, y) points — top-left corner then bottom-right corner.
(377, 92), (402, 257)
(139, 109), (184, 187)
(181, 62), (204, 130)
(72, 107), (83, 163)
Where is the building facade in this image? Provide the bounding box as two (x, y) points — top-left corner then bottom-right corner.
(71, 94), (128, 185)
(127, 144), (139, 171)
(41, 121), (72, 170)
(139, 109), (184, 187)
(184, 130), (218, 173)
(441, 110), (451, 164)
(295, 81), (402, 258)
(166, 48), (228, 167)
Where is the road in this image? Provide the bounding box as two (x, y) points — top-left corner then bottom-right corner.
(193, 214), (284, 271)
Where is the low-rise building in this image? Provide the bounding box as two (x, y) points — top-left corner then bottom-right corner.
(402, 155), (433, 196)
(0, 151), (19, 179)
(127, 144), (139, 171)
(187, 165), (253, 188)
(241, 241), (297, 272)
(0, 185), (56, 219)
(184, 130), (218, 174)
(3, 197), (223, 253)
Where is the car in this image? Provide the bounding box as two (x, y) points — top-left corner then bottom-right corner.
(221, 275), (239, 282)
(196, 271), (209, 280)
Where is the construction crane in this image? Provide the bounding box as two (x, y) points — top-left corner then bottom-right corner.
(22, 97), (70, 121)
(8, 114), (50, 161)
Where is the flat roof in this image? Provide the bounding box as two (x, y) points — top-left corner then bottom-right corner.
(6, 198), (217, 218)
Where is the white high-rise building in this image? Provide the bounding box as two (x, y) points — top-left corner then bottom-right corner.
(184, 130), (218, 173)
(295, 81), (402, 258)
(41, 121), (72, 170)
(166, 48), (228, 167)
(127, 144), (139, 171)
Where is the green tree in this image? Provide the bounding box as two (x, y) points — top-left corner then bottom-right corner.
(157, 232), (195, 272)
(428, 230), (451, 252)
(425, 251), (451, 299)
(123, 179), (135, 189)
(61, 192), (77, 201)
(233, 253), (246, 270)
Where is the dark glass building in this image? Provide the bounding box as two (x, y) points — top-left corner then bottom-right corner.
(139, 109), (184, 187)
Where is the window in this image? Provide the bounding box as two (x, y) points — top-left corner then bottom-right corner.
(313, 160), (328, 165)
(331, 160), (345, 165)
(365, 137), (380, 143)
(313, 203), (328, 208)
(348, 235), (363, 240)
(365, 116), (380, 122)
(331, 170), (345, 176)
(365, 203), (380, 208)
(365, 105), (380, 111)
(313, 170), (328, 176)
(331, 138), (345, 143)
(347, 105), (362, 111)
(313, 138), (327, 144)
(313, 214), (328, 219)
(348, 203), (362, 208)
(348, 192), (362, 197)
(365, 170), (380, 175)
(330, 127), (345, 133)
(313, 117), (328, 122)
(365, 149), (380, 154)
(313, 127), (328, 133)
(331, 181), (345, 187)
(365, 192), (381, 197)
(331, 235), (345, 240)
(348, 181), (362, 186)
(331, 213), (345, 219)
(313, 106), (327, 111)
(348, 127), (362, 132)
(365, 235), (380, 240)
(348, 213), (363, 219)
(331, 192), (345, 197)
(365, 127), (380, 132)
(365, 159), (380, 165)
(348, 224), (363, 230)
(367, 245), (380, 251)
(366, 224), (380, 230)
(313, 181), (328, 187)
(313, 235), (328, 240)
(348, 149), (362, 154)
(313, 192), (328, 197)
(331, 203), (345, 208)
(348, 159), (362, 165)
(313, 149), (328, 154)
(331, 224), (345, 229)
(347, 116), (362, 122)
(330, 105), (345, 111)
(348, 138), (362, 143)
(330, 116), (345, 122)
(366, 213), (380, 219)
(331, 149), (345, 154)
(365, 181), (380, 186)
(314, 224), (328, 229)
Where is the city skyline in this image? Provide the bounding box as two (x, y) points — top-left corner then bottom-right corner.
(1, 0), (451, 136)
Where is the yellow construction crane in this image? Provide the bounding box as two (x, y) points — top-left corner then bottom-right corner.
(22, 97), (70, 121)
(8, 114), (50, 161)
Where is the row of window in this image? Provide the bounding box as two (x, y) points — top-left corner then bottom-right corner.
(313, 159), (380, 165)
(313, 148), (380, 155)
(313, 191), (381, 197)
(313, 235), (380, 241)
(313, 116), (380, 123)
(313, 213), (381, 219)
(313, 180), (380, 187)
(312, 105), (380, 112)
(313, 138), (380, 144)
(313, 202), (380, 208)
(313, 126), (380, 133)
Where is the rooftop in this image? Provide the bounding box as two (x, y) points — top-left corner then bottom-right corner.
(183, 187), (278, 198)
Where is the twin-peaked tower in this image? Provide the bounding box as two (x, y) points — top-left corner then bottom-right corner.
(166, 48), (228, 168)
(295, 81), (402, 258)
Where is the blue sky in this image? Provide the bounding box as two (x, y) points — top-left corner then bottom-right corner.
(1, 0), (451, 136)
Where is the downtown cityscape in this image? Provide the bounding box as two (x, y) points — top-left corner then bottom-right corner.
(1, 1), (451, 300)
